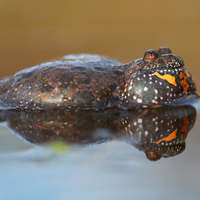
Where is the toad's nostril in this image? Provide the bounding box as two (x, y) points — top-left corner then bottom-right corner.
(158, 47), (172, 54)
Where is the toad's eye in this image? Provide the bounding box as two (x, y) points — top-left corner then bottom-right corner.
(158, 47), (172, 54)
(144, 49), (158, 61)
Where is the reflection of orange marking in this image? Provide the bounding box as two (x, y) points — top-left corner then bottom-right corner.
(154, 72), (176, 86)
(181, 117), (189, 139)
(156, 129), (177, 144)
(180, 72), (188, 93)
(151, 105), (161, 108)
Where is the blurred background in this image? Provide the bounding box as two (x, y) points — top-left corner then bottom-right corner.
(0, 0), (200, 87)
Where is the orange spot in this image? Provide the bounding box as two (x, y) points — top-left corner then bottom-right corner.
(156, 129), (177, 144)
(151, 105), (161, 108)
(181, 117), (189, 139)
(185, 70), (191, 77)
(154, 72), (176, 86)
(180, 72), (188, 93)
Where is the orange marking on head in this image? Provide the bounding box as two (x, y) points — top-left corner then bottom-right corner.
(156, 129), (177, 144)
(181, 117), (189, 139)
(154, 72), (176, 86)
(151, 105), (161, 108)
(179, 72), (188, 93)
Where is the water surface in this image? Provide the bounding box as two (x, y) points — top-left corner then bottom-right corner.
(0, 104), (200, 200)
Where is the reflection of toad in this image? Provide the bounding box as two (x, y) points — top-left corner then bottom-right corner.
(0, 105), (196, 161)
(124, 106), (196, 161)
(0, 47), (197, 110)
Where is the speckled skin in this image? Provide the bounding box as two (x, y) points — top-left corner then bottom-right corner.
(0, 47), (197, 110)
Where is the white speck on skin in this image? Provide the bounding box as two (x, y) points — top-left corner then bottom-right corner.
(144, 87), (148, 91)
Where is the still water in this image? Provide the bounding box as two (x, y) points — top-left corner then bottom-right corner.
(0, 102), (200, 200)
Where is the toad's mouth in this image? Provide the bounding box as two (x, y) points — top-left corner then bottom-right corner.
(142, 60), (184, 71)
(154, 65), (184, 74)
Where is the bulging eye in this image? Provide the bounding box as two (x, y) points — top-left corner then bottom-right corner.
(145, 151), (161, 161)
(144, 49), (158, 61)
(158, 47), (172, 54)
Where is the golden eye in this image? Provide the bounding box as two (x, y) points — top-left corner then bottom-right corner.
(158, 47), (172, 54)
(144, 49), (158, 61)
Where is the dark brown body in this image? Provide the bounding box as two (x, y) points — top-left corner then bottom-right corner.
(0, 57), (125, 110)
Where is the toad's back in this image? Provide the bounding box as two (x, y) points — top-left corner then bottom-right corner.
(0, 55), (124, 110)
